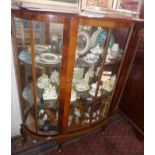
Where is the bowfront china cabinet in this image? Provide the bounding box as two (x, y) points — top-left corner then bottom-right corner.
(11, 8), (143, 151)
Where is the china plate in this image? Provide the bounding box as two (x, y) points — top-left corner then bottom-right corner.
(76, 30), (90, 55)
(35, 53), (61, 64)
(90, 29), (114, 48)
(27, 44), (49, 54)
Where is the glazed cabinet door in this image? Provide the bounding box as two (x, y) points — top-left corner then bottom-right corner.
(66, 19), (134, 131)
(12, 16), (67, 135)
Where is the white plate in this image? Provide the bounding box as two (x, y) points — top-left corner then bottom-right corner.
(27, 44), (49, 54)
(35, 53), (61, 64)
(76, 30), (90, 55)
(90, 29), (104, 48)
(40, 53), (58, 63)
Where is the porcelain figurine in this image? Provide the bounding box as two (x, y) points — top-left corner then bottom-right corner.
(84, 67), (94, 84)
(42, 114), (48, 121)
(90, 44), (103, 55)
(37, 74), (50, 89)
(105, 48), (113, 63)
(50, 70), (60, 85)
(70, 90), (77, 102)
(102, 74), (116, 92)
(74, 108), (81, 118)
(73, 67), (84, 84)
(43, 84), (57, 100)
(75, 79), (89, 92)
(39, 109), (44, 117)
(111, 43), (119, 59)
(95, 67), (100, 76)
(84, 53), (99, 64)
(89, 83), (102, 97)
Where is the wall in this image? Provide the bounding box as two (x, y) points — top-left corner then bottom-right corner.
(11, 54), (21, 137)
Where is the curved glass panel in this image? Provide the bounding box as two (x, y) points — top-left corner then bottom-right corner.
(67, 25), (130, 131)
(13, 17), (64, 135)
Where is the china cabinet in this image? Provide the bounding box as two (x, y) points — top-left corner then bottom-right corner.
(11, 8), (143, 151)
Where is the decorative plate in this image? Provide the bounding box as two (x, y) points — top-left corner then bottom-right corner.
(97, 31), (114, 48)
(90, 29), (114, 48)
(27, 44), (49, 54)
(35, 53), (61, 64)
(76, 30), (90, 55)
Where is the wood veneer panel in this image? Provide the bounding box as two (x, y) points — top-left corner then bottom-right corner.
(29, 21), (38, 133)
(58, 17), (79, 133)
(12, 9), (65, 23)
(79, 18), (134, 28)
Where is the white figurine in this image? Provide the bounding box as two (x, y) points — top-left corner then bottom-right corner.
(90, 44), (103, 55)
(84, 67), (94, 84)
(50, 70), (60, 85)
(37, 74), (50, 89)
(43, 84), (57, 100)
(74, 108), (81, 118)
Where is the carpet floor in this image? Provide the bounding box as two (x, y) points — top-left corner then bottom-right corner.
(12, 114), (144, 155)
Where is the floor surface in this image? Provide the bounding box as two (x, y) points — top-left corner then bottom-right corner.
(12, 114), (144, 155)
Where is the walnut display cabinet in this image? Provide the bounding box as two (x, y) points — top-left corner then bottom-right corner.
(11, 8), (143, 151)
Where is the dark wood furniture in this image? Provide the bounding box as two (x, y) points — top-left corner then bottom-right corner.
(119, 28), (144, 140)
(11, 8), (144, 151)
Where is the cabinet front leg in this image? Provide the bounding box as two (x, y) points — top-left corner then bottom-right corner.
(100, 125), (107, 135)
(57, 139), (65, 153)
(20, 124), (28, 146)
(57, 143), (62, 153)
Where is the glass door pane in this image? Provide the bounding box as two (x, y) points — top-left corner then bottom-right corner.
(14, 17), (64, 135)
(67, 25), (130, 131)
(14, 18), (36, 132)
(33, 21), (63, 134)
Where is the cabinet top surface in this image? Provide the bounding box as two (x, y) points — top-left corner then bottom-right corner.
(11, 8), (144, 24)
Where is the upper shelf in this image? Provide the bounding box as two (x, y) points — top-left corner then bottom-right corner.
(18, 50), (122, 69)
